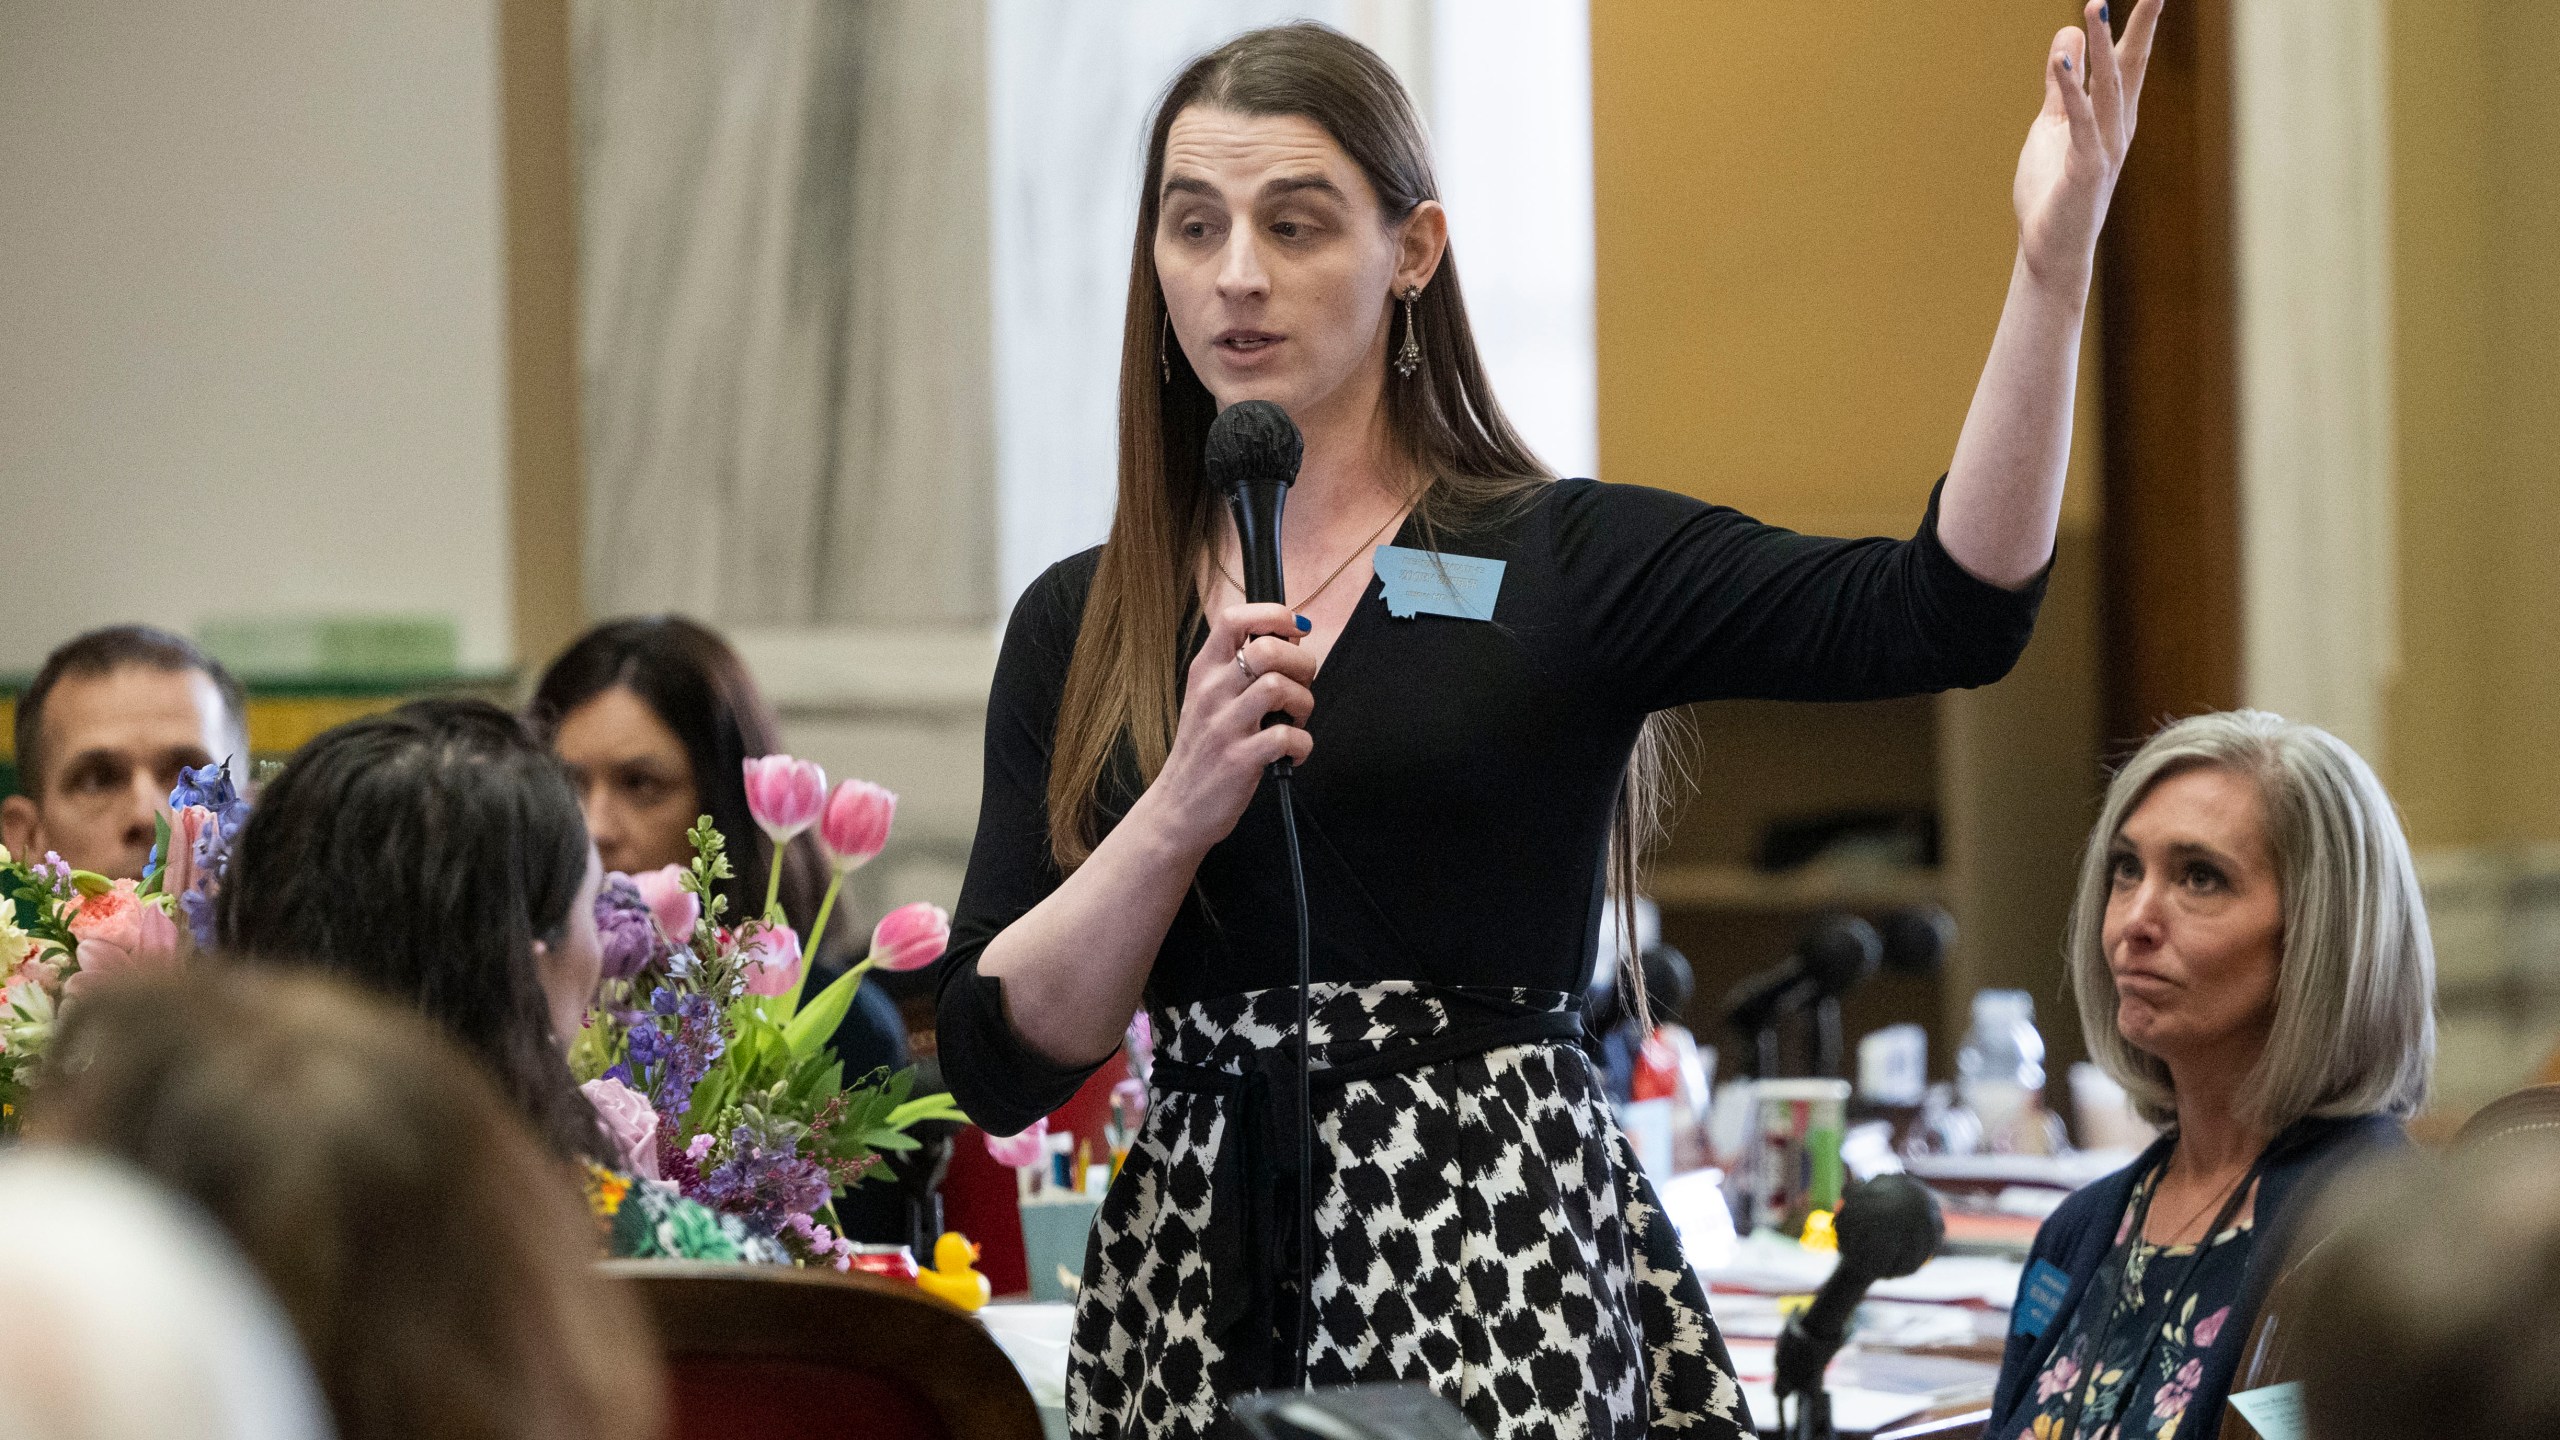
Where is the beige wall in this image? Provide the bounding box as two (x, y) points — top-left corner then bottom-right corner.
(2386, 0), (2560, 851)
(0, 2), (512, 674)
(1592, 3), (2099, 539)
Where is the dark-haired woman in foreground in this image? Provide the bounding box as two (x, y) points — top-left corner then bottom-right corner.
(217, 697), (774, 1260)
(939, 10), (2162, 1437)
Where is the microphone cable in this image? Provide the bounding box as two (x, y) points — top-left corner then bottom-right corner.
(1271, 756), (1314, 1389)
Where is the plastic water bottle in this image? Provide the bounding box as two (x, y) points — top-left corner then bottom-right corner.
(1956, 989), (2046, 1150)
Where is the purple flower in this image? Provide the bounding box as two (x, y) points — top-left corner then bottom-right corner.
(593, 873), (665, 980)
(696, 1114), (833, 1237)
(624, 986), (725, 1121)
(159, 764), (249, 949)
(168, 762), (240, 813)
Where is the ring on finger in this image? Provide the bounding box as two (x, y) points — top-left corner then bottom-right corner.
(1234, 651), (1256, 682)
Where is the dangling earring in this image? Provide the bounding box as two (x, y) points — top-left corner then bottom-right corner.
(1161, 312), (1174, 385)
(1393, 286), (1423, 379)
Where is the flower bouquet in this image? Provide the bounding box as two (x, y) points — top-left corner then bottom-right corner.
(0, 763), (245, 1128)
(569, 757), (967, 1268)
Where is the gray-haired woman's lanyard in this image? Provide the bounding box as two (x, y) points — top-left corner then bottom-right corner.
(2049, 1148), (2266, 1440)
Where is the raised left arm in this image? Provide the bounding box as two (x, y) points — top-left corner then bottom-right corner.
(1940, 0), (2164, 589)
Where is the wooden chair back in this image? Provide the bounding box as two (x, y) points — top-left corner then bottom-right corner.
(604, 1260), (1045, 1440)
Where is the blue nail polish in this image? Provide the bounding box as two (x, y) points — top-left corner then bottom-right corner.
(2100, 5), (2110, 21)
(2061, 56), (2072, 72)
(1294, 615), (1312, 633)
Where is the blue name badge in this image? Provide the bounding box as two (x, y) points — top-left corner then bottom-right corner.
(2012, 1258), (2073, 1339)
(1374, 544), (1505, 621)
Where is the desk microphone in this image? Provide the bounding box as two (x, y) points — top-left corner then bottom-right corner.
(1723, 913), (1882, 1076)
(1773, 1173), (1945, 1440)
(1202, 398), (1317, 1389)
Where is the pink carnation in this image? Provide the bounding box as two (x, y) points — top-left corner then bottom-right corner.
(64, 882), (181, 999)
(581, 1075), (661, 1180)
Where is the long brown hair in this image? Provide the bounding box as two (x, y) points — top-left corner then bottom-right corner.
(1046, 22), (1680, 976)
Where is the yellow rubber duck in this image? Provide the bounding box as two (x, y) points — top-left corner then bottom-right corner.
(917, 1231), (991, 1313)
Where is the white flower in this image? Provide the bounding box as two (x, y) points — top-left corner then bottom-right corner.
(1, 976), (56, 1059)
(0, 908), (35, 978)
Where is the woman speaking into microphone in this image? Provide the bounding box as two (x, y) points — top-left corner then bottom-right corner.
(940, 9), (2160, 1437)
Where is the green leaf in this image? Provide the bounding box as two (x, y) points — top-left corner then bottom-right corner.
(782, 962), (867, 1059)
(886, 1093), (969, 1128)
(139, 813), (172, 898)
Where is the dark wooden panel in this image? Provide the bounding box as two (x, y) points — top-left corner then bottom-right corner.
(2099, 0), (2241, 755)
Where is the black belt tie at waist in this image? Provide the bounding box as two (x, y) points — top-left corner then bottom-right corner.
(1148, 1004), (1587, 1387)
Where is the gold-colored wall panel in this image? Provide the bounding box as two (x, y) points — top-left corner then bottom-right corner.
(1591, 2), (2094, 539)
(2385, 0), (2560, 848)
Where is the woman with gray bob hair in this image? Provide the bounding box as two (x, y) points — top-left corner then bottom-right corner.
(1984, 710), (2435, 1440)
(2071, 708), (2435, 1126)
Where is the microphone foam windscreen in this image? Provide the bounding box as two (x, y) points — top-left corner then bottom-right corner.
(1800, 914), (1883, 997)
(1835, 1174), (1943, 1278)
(1203, 399), (1304, 498)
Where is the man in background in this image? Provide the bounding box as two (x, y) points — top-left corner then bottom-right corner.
(2, 626), (247, 879)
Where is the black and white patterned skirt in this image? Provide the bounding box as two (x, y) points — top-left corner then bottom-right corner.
(1067, 981), (1753, 1440)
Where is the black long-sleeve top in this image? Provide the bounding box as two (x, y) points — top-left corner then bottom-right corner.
(938, 478), (2046, 1135)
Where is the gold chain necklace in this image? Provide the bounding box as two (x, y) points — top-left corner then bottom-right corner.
(1214, 506), (1407, 612)
(2150, 1155), (2253, 1246)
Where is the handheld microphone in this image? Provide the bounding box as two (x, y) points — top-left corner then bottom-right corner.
(1772, 1173), (1944, 1440)
(1202, 398), (1318, 1390)
(1204, 401), (1303, 590)
(1203, 400), (1304, 759)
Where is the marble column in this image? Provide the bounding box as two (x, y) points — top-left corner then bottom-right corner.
(573, 0), (993, 629)
(2234, 0), (2399, 764)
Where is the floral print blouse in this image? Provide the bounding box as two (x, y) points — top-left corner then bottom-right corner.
(2010, 1167), (2254, 1440)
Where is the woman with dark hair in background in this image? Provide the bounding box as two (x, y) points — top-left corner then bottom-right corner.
(530, 616), (920, 1243)
(217, 696), (774, 1260)
(32, 966), (664, 1440)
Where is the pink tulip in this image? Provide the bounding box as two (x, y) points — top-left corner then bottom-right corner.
(868, 902), (950, 973)
(742, 755), (827, 843)
(64, 883), (181, 999)
(162, 805), (214, 898)
(983, 1117), (1048, 1169)
(631, 864), (700, 944)
(738, 923), (805, 997)
(818, 779), (896, 871)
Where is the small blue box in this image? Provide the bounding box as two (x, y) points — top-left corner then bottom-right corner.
(1019, 1197), (1101, 1302)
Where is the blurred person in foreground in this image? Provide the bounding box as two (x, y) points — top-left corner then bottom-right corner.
(2, 625), (247, 879)
(30, 966), (660, 1440)
(0, 1146), (331, 1440)
(531, 615), (924, 1243)
(2288, 1137), (2560, 1439)
(216, 695), (776, 1259)
(1984, 710), (2435, 1440)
